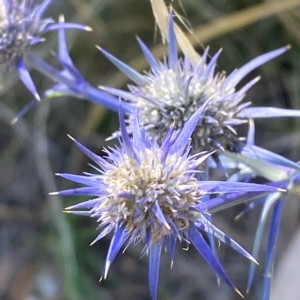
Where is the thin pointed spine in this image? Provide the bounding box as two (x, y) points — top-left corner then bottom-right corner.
(153, 201), (171, 230)
(98, 46), (149, 86)
(58, 15), (73, 66)
(188, 224), (243, 297)
(197, 220), (258, 264)
(57, 173), (105, 187)
(225, 46), (289, 87)
(199, 181), (282, 194)
(17, 59), (40, 101)
(119, 106), (135, 157)
(11, 98), (38, 124)
(167, 13), (178, 69)
(237, 106), (300, 119)
(35, 0), (52, 17)
(137, 37), (160, 70)
(170, 100), (210, 154)
(104, 223), (127, 279)
(67, 135), (104, 165)
(203, 49), (222, 79)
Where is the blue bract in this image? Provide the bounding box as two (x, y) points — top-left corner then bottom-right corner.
(52, 105), (282, 300)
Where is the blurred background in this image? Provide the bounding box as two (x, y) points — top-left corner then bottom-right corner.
(1, 0), (300, 299)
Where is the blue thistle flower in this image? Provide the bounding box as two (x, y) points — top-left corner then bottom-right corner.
(12, 16), (122, 124)
(51, 105), (281, 300)
(97, 14), (300, 154)
(0, 0), (89, 100)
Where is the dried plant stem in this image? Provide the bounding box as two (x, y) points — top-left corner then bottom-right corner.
(33, 101), (80, 300)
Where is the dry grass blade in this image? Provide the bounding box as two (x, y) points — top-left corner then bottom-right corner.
(192, 0), (300, 43)
(150, 0), (200, 65)
(267, 0), (300, 47)
(149, 0), (169, 42)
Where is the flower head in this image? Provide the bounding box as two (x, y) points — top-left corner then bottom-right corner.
(99, 14), (294, 155)
(0, 0), (89, 100)
(52, 106), (280, 299)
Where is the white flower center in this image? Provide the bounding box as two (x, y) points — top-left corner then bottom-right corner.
(99, 148), (201, 242)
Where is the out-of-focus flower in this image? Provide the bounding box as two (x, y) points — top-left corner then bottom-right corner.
(51, 105), (282, 300)
(98, 14), (300, 156)
(0, 0), (89, 100)
(13, 15), (121, 124)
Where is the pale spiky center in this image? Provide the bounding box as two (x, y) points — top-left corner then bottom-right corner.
(129, 64), (244, 152)
(101, 148), (201, 242)
(0, 1), (45, 71)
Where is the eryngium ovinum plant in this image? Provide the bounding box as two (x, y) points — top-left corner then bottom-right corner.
(0, 0), (88, 101)
(7, 6), (300, 300)
(51, 106), (282, 300)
